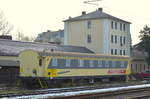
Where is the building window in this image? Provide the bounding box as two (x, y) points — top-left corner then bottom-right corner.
(111, 49), (113, 55)
(111, 35), (113, 43)
(115, 35), (117, 43)
(123, 37), (126, 44)
(111, 21), (113, 29)
(120, 50), (122, 55)
(131, 64), (133, 72)
(123, 50), (125, 55)
(115, 49), (117, 55)
(144, 64), (146, 71)
(115, 22), (117, 30)
(123, 24), (126, 31)
(120, 36), (123, 46)
(120, 23), (122, 31)
(87, 34), (91, 43)
(135, 64), (138, 72)
(140, 64), (142, 72)
(87, 20), (91, 29)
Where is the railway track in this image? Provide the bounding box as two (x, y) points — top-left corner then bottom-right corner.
(44, 85), (150, 99)
(2, 83), (150, 99)
(127, 94), (150, 99)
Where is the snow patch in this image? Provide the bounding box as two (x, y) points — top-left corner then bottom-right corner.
(3, 84), (150, 99)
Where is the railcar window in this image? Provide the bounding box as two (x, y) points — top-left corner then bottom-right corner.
(105, 61), (109, 68)
(102, 60), (106, 68)
(120, 61), (124, 68)
(108, 61), (112, 68)
(70, 59), (79, 67)
(89, 60), (94, 67)
(124, 61), (128, 68)
(49, 58), (58, 67)
(112, 61), (116, 68)
(66, 59), (70, 67)
(57, 59), (66, 67)
(98, 60), (102, 67)
(84, 60), (90, 67)
(79, 60), (84, 67)
(116, 61), (121, 68)
(93, 60), (98, 67)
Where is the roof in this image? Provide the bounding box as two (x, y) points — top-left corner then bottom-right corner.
(131, 49), (147, 60)
(0, 39), (94, 56)
(0, 60), (19, 67)
(64, 9), (131, 24)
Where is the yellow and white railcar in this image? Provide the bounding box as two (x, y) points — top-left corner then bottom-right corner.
(19, 49), (131, 80)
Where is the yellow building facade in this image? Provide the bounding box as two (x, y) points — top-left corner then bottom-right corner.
(64, 8), (131, 56)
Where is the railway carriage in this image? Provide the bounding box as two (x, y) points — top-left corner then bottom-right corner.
(19, 49), (131, 87)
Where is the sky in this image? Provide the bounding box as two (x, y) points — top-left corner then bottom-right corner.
(0, 0), (149, 45)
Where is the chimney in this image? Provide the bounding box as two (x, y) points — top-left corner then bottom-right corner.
(47, 30), (51, 32)
(82, 11), (86, 15)
(98, 8), (103, 12)
(69, 16), (72, 19)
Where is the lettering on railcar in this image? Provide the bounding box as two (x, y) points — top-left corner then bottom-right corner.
(108, 70), (126, 74)
(57, 71), (70, 74)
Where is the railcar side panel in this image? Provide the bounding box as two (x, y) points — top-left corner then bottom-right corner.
(19, 50), (131, 80)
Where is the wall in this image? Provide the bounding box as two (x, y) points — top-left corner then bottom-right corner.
(64, 19), (104, 54)
(64, 18), (131, 56)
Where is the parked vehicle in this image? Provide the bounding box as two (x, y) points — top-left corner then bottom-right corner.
(138, 71), (150, 79)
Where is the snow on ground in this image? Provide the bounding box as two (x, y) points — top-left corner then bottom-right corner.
(2, 84), (150, 99)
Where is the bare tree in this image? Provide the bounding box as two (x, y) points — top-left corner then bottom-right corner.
(16, 29), (24, 41)
(0, 11), (13, 35)
(16, 29), (35, 42)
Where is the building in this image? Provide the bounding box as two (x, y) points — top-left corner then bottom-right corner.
(130, 48), (149, 74)
(0, 35), (12, 40)
(64, 8), (131, 56)
(35, 29), (64, 44)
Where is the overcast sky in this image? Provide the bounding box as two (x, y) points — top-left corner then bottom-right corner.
(0, 0), (149, 45)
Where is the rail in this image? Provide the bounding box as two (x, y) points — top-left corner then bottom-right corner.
(2, 83), (150, 99)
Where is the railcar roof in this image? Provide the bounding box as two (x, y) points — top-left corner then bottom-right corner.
(38, 51), (130, 59)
